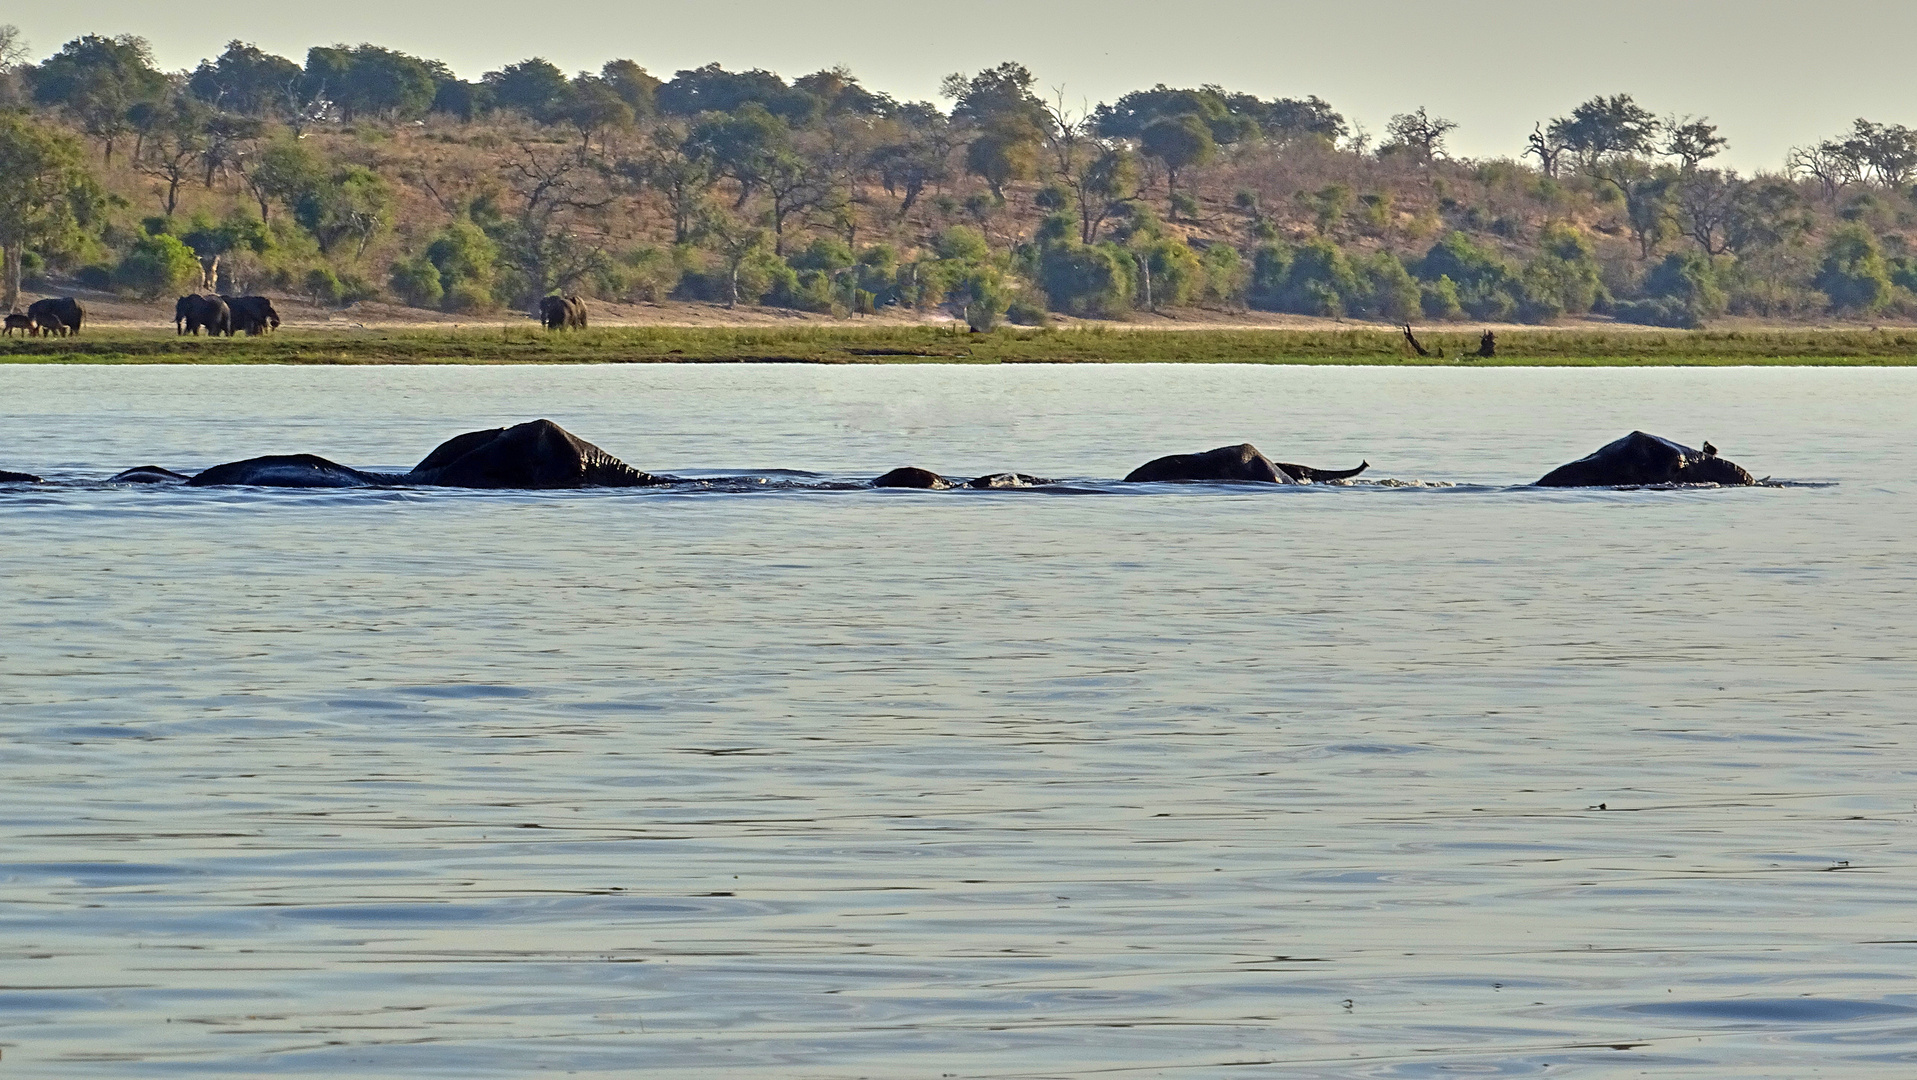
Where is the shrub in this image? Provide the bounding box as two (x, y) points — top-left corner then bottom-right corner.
(1642, 250), (1727, 320)
(1356, 252), (1420, 322)
(445, 280), (494, 313)
(789, 236), (855, 273)
(116, 234), (203, 299)
(1137, 238), (1201, 308)
(1421, 275), (1464, 319)
(1199, 244), (1247, 307)
(1613, 297), (1702, 328)
(1814, 225), (1893, 313)
(389, 255), (445, 308)
(1006, 298), (1051, 326)
(1246, 243), (1292, 310)
(304, 267), (345, 305)
(1517, 222), (1604, 321)
(1037, 241), (1134, 317)
(932, 225), (990, 264)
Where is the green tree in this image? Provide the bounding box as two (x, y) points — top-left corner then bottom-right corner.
(1814, 225), (1892, 312)
(693, 206), (770, 308)
(294, 165), (392, 256)
(188, 41), (304, 117)
(304, 44), (440, 120)
(1139, 114), (1215, 213)
(116, 232), (203, 299)
(1518, 222), (1604, 319)
(599, 60), (659, 117)
(965, 122), (1039, 200)
(565, 75), (633, 152)
(31, 34), (169, 166)
(0, 113), (102, 309)
(242, 136), (326, 223)
(1643, 249), (1727, 316)
(485, 58), (571, 122)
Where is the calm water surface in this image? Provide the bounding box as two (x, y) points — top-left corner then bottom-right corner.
(1, 363), (1914, 1078)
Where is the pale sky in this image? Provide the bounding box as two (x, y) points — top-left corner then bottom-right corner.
(10, 0), (1910, 173)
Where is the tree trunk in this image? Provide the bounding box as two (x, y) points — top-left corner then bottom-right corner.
(727, 260), (740, 309)
(3, 244), (21, 313)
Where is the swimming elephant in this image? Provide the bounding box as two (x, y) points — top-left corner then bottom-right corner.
(187, 454), (388, 488)
(174, 294), (231, 336)
(221, 295), (280, 335)
(1124, 443), (1369, 484)
(1535, 431), (1755, 487)
(186, 420), (663, 489)
(107, 466), (192, 483)
(0, 469), (43, 483)
(26, 297), (83, 337)
(873, 466), (951, 489)
(404, 419), (658, 488)
(872, 468), (1048, 489)
(539, 294), (587, 330)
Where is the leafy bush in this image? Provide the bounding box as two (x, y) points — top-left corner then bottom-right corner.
(1814, 225), (1892, 313)
(1355, 252), (1420, 322)
(116, 234), (203, 299)
(1037, 241), (1134, 317)
(1641, 250), (1726, 321)
(932, 225), (991, 264)
(1199, 244), (1247, 307)
(1006, 298), (1051, 326)
(1421, 275), (1464, 320)
(1613, 297), (1702, 328)
(1137, 239), (1201, 308)
(389, 254), (445, 307)
(1516, 222), (1604, 321)
(789, 236), (854, 272)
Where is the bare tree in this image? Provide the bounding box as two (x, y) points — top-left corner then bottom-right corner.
(1525, 123), (1564, 178)
(1383, 106), (1457, 163)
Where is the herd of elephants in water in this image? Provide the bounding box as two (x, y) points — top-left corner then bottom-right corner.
(0, 421), (1759, 490)
(0, 292), (1761, 491)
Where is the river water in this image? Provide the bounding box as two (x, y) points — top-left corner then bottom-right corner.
(1, 363), (1914, 1078)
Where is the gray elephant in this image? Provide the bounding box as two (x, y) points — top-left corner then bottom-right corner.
(26, 297), (83, 337)
(539, 295), (587, 330)
(1124, 443), (1369, 484)
(221, 295), (280, 335)
(186, 420), (664, 490)
(1535, 432), (1755, 486)
(872, 467), (1047, 489)
(174, 294), (231, 336)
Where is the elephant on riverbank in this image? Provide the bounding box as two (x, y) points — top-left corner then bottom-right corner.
(27, 297), (83, 337)
(174, 294), (231, 336)
(1124, 444), (1370, 484)
(222, 295), (280, 335)
(1535, 432), (1755, 486)
(539, 295), (587, 330)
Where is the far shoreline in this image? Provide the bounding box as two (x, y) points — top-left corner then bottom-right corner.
(5, 321), (1917, 366)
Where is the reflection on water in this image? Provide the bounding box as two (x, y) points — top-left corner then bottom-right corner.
(1, 364), (1915, 1077)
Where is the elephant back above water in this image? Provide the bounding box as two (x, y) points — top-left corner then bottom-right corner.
(1124, 443), (1368, 484)
(1535, 431), (1755, 487)
(405, 419), (659, 488)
